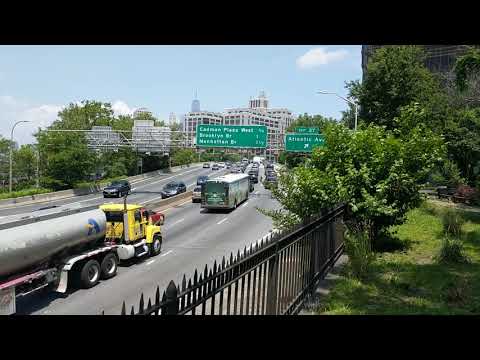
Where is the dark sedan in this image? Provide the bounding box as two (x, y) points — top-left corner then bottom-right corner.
(161, 181), (187, 199)
(197, 175), (209, 186)
(103, 180), (131, 198)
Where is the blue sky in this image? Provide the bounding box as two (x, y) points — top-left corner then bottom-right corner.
(0, 45), (362, 144)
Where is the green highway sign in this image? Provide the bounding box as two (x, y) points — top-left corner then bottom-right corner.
(285, 133), (325, 152)
(296, 127), (319, 134)
(196, 124), (267, 148)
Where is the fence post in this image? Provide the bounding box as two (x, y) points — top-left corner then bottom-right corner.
(309, 226), (318, 293)
(266, 243), (280, 315)
(164, 280), (179, 315)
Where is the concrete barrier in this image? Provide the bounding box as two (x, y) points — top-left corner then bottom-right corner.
(0, 163), (203, 208)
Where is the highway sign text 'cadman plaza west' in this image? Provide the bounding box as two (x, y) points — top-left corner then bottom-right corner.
(196, 125), (267, 148)
(285, 133), (325, 152)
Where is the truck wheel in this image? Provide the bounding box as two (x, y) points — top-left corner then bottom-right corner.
(79, 259), (101, 289)
(149, 235), (162, 257)
(100, 253), (118, 280)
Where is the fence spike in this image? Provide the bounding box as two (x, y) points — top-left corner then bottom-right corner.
(194, 269), (198, 285)
(213, 260), (217, 274)
(182, 274), (187, 291)
(222, 256), (226, 270)
(208, 268), (213, 279)
(230, 252), (234, 265)
(147, 298), (152, 309)
(161, 290), (167, 302)
(102, 310), (105, 315)
(188, 278), (192, 289)
(167, 280), (178, 298)
(139, 293), (145, 313)
(121, 301), (126, 315)
(237, 249), (241, 262)
(204, 264), (208, 279)
(155, 286), (160, 305)
(130, 306), (135, 315)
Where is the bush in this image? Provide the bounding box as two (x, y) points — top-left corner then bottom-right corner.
(440, 208), (465, 237)
(0, 188), (52, 200)
(436, 237), (470, 264)
(344, 230), (375, 280)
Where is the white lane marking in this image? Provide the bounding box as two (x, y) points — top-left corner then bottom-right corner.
(161, 250), (173, 257)
(254, 192), (259, 195)
(140, 194), (166, 205)
(169, 218), (185, 227)
(135, 168), (201, 189)
(188, 183), (196, 187)
(217, 217), (228, 225)
(242, 201), (249, 207)
(146, 260), (155, 265)
(131, 188), (136, 191)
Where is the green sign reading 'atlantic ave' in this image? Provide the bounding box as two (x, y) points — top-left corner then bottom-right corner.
(285, 133), (325, 152)
(196, 125), (267, 148)
(296, 127), (319, 134)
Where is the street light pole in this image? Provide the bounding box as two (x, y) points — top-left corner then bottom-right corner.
(317, 91), (358, 131)
(9, 120), (30, 193)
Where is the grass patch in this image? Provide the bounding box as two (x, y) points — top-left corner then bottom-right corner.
(316, 201), (480, 315)
(0, 188), (52, 200)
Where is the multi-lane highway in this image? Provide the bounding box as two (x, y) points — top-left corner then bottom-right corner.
(14, 163), (281, 315)
(0, 164), (221, 217)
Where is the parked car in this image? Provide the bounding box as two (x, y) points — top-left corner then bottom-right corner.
(197, 175), (209, 186)
(192, 185), (202, 203)
(161, 181), (187, 199)
(212, 164), (220, 170)
(203, 163), (211, 168)
(103, 180), (131, 198)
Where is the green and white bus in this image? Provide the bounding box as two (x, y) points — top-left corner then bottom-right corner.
(201, 173), (250, 210)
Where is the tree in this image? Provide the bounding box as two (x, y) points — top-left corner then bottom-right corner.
(269, 119), (444, 249)
(360, 46), (444, 130)
(341, 80), (362, 129)
(13, 144), (37, 186)
(454, 47), (480, 95)
(172, 148), (195, 167)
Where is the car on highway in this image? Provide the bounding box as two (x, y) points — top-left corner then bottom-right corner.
(248, 171), (259, 184)
(197, 175), (209, 186)
(203, 163), (211, 168)
(226, 161), (232, 169)
(192, 185), (202, 203)
(230, 167), (241, 174)
(161, 181), (187, 199)
(218, 162), (226, 168)
(212, 164), (220, 171)
(252, 162), (259, 169)
(103, 179), (131, 198)
(266, 162), (274, 170)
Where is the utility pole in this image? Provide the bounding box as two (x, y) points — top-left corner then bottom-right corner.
(36, 146), (40, 188)
(9, 120), (30, 193)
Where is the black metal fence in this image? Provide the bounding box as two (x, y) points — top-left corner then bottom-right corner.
(115, 204), (345, 315)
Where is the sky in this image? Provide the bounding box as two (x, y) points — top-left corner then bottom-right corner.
(0, 45), (362, 145)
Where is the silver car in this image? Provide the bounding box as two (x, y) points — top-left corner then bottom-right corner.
(192, 185), (202, 203)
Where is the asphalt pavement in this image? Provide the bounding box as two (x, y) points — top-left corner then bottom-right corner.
(14, 164), (281, 315)
(0, 164), (222, 217)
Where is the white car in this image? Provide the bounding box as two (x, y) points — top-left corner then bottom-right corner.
(218, 162), (226, 168)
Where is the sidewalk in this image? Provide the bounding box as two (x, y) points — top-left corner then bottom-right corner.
(298, 254), (349, 315)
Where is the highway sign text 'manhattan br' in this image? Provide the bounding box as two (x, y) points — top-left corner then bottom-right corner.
(285, 133), (325, 152)
(196, 125), (267, 148)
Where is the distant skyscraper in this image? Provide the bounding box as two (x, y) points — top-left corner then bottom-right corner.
(169, 112), (177, 124)
(191, 90), (201, 112)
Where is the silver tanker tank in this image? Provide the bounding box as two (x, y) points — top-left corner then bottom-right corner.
(0, 206), (107, 278)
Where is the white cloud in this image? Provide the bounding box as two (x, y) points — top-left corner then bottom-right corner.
(296, 47), (348, 69)
(0, 96), (63, 145)
(112, 100), (136, 116)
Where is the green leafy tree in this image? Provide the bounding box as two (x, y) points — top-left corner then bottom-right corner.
(360, 46), (444, 130)
(172, 148), (195, 167)
(13, 144), (37, 186)
(270, 119), (444, 249)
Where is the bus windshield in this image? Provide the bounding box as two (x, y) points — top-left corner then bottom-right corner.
(205, 182), (226, 194)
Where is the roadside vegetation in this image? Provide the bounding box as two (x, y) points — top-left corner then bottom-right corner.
(317, 202), (480, 315)
(263, 46), (480, 315)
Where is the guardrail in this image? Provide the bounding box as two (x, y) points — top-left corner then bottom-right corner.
(0, 163), (203, 208)
(111, 204), (346, 315)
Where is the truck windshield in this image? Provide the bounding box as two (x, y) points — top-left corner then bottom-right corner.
(105, 211), (123, 222)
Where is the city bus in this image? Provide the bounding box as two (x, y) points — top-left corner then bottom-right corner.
(201, 173), (250, 210)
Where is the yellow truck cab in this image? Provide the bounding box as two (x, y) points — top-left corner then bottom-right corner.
(99, 203), (163, 259)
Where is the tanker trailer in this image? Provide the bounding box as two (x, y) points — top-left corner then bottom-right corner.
(0, 205), (120, 315)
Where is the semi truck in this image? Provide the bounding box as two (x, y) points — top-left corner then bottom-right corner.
(0, 202), (165, 315)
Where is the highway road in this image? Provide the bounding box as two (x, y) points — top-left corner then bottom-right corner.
(0, 164), (225, 217)
(15, 164), (281, 315)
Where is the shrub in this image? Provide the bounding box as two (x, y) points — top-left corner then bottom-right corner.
(0, 188), (52, 200)
(344, 230), (375, 280)
(436, 237), (470, 264)
(440, 208), (465, 237)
